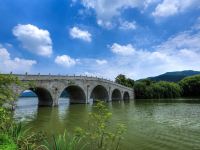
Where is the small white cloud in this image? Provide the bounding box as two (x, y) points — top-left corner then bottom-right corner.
(97, 20), (114, 29)
(0, 46), (36, 73)
(144, 0), (159, 9)
(55, 55), (77, 67)
(96, 59), (107, 65)
(13, 24), (53, 57)
(69, 27), (92, 42)
(83, 71), (100, 77)
(152, 0), (179, 17)
(119, 20), (136, 30)
(110, 43), (135, 56)
(0, 46), (10, 60)
(152, 0), (200, 17)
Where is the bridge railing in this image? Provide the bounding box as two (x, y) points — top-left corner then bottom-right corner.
(2, 73), (133, 91)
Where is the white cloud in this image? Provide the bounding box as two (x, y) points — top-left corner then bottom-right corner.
(13, 24), (53, 57)
(152, 0), (200, 17)
(81, 0), (142, 19)
(55, 55), (77, 67)
(97, 20), (113, 29)
(193, 17), (200, 30)
(80, 0), (143, 27)
(71, 24), (200, 80)
(110, 43), (135, 56)
(144, 0), (160, 9)
(0, 46), (36, 73)
(119, 20), (136, 30)
(0, 46), (10, 60)
(96, 59), (107, 65)
(69, 27), (92, 42)
(83, 71), (101, 77)
(75, 0), (199, 26)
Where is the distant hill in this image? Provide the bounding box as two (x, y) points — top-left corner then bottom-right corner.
(20, 91), (37, 97)
(147, 70), (200, 82)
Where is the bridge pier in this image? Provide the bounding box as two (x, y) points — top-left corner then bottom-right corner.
(86, 85), (90, 104)
(108, 87), (112, 102)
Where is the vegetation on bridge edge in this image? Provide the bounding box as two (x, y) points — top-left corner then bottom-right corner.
(115, 74), (134, 88)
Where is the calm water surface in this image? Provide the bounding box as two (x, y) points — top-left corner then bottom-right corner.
(14, 98), (200, 150)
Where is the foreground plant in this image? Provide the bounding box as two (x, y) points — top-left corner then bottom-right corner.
(9, 123), (47, 150)
(45, 101), (126, 150)
(0, 74), (46, 150)
(46, 130), (86, 150)
(85, 101), (126, 150)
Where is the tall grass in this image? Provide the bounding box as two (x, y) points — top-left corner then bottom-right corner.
(46, 130), (86, 150)
(7, 123), (47, 150)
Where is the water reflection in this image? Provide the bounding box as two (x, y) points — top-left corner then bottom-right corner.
(14, 98), (200, 150)
(14, 97), (38, 122)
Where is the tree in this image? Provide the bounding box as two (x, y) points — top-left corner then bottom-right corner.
(0, 74), (22, 131)
(134, 80), (182, 99)
(0, 74), (21, 106)
(179, 75), (200, 97)
(126, 78), (135, 88)
(115, 74), (126, 86)
(0, 75), (48, 149)
(115, 74), (134, 88)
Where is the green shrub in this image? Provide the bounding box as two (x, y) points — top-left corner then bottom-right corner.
(84, 101), (126, 150)
(135, 80), (182, 99)
(0, 134), (17, 150)
(179, 75), (200, 97)
(9, 123), (47, 150)
(115, 74), (134, 88)
(47, 130), (85, 150)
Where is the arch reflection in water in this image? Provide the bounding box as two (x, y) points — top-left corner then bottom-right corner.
(14, 90), (38, 121)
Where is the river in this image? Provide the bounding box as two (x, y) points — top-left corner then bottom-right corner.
(14, 97), (200, 150)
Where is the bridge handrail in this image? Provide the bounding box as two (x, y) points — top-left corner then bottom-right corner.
(2, 73), (133, 91)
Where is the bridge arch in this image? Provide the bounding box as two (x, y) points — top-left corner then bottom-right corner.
(90, 85), (109, 102)
(18, 87), (53, 107)
(59, 85), (86, 104)
(112, 89), (122, 101)
(123, 91), (130, 101)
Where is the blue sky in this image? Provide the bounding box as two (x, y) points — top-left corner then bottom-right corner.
(0, 0), (200, 80)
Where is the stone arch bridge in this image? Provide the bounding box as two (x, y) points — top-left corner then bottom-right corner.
(13, 74), (134, 107)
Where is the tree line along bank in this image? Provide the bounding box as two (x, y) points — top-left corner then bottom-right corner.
(115, 74), (200, 99)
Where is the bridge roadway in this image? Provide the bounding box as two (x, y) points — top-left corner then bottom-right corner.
(11, 74), (134, 107)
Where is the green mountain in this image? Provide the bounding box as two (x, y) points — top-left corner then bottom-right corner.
(148, 70), (200, 82)
(20, 91), (37, 97)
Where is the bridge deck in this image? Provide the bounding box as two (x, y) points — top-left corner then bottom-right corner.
(4, 74), (133, 91)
